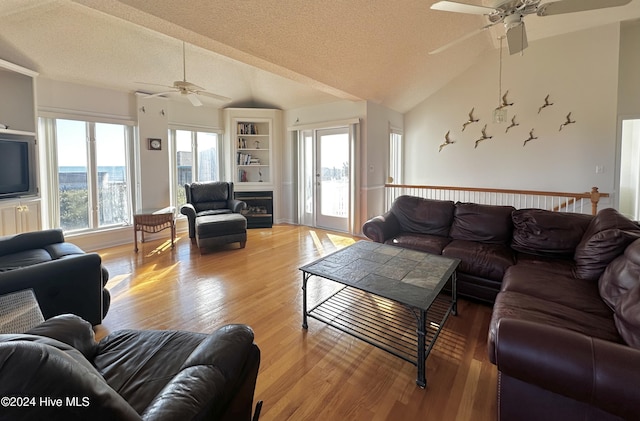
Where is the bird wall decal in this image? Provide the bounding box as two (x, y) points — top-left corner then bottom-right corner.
(462, 108), (479, 132)
(499, 90), (514, 109)
(439, 130), (455, 152)
(474, 124), (492, 149)
(538, 94), (554, 114)
(523, 129), (538, 147)
(559, 112), (576, 131)
(505, 115), (519, 133)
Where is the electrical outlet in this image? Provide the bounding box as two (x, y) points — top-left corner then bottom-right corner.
(596, 165), (604, 174)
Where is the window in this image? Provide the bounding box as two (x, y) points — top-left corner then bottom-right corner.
(389, 128), (403, 184)
(171, 129), (222, 209)
(42, 118), (133, 232)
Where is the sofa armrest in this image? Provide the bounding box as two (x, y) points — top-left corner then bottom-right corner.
(0, 229), (65, 257)
(26, 314), (97, 359)
(230, 199), (246, 213)
(362, 211), (401, 243)
(495, 318), (640, 420)
(142, 324), (259, 421)
(0, 253), (105, 325)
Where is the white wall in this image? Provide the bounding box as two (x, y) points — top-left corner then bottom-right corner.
(404, 24), (621, 194)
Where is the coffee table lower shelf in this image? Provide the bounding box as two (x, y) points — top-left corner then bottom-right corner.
(304, 286), (453, 387)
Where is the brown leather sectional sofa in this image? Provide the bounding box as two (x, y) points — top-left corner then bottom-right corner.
(363, 195), (640, 420)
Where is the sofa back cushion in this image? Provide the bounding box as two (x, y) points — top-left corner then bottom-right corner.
(574, 208), (640, 281)
(511, 209), (592, 257)
(449, 202), (514, 244)
(391, 196), (454, 237)
(599, 238), (640, 349)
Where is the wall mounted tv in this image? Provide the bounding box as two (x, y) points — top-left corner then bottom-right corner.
(0, 135), (38, 199)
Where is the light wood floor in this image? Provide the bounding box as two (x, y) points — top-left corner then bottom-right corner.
(95, 224), (497, 421)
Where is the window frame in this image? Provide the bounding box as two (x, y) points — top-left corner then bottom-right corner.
(169, 127), (224, 212)
(40, 116), (135, 233)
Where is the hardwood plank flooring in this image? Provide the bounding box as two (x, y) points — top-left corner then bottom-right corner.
(95, 224), (497, 421)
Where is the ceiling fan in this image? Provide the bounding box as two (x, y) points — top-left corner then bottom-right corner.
(430, 0), (632, 55)
(139, 41), (231, 106)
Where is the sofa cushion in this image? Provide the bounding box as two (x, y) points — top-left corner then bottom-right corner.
(488, 291), (623, 361)
(599, 238), (640, 310)
(0, 249), (52, 272)
(449, 202), (514, 244)
(514, 252), (575, 277)
(95, 329), (208, 414)
(511, 209), (592, 257)
(573, 208), (640, 281)
(581, 207), (639, 236)
(391, 196), (455, 237)
(502, 265), (612, 317)
(574, 229), (640, 281)
(442, 239), (515, 281)
(615, 282), (640, 349)
(385, 233), (451, 255)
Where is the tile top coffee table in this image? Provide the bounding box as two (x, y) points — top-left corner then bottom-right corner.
(300, 241), (460, 388)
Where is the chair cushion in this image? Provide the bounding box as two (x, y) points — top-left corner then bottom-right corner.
(449, 202), (514, 245)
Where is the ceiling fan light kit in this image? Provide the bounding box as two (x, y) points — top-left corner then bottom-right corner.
(430, 0), (632, 55)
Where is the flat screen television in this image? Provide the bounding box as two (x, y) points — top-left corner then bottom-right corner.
(0, 135), (38, 199)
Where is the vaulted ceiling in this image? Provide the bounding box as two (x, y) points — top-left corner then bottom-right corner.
(0, 0), (638, 113)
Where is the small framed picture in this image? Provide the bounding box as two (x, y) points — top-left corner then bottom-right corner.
(148, 138), (162, 151)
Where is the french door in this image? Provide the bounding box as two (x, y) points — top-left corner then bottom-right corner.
(299, 127), (351, 232)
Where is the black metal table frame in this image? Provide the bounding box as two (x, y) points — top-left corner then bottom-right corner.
(301, 270), (457, 388)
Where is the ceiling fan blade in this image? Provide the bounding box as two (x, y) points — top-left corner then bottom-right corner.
(537, 0), (631, 16)
(431, 0), (496, 15)
(195, 91), (232, 102)
(144, 90), (177, 98)
(136, 82), (175, 89)
(429, 22), (498, 54)
(506, 21), (528, 55)
(186, 93), (203, 106)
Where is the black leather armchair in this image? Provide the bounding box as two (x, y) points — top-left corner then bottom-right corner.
(180, 182), (246, 240)
(0, 229), (110, 325)
(0, 314), (261, 420)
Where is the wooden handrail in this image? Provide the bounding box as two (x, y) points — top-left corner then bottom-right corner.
(385, 185), (609, 215)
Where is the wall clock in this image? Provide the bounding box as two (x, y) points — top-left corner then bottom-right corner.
(148, 138), (162, 151)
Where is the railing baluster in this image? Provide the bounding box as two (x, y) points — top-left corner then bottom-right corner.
(382, 184), (608, 215)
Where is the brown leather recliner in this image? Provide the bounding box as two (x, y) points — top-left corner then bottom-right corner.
(0, 315), (261, 420)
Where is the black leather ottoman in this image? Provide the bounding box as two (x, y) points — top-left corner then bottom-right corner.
(195, 213), (247, 251)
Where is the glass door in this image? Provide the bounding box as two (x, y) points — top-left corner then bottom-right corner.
(315, 128), (350, 232)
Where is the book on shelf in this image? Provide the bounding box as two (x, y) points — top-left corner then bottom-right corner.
(236, 151), (254, 165)
(237, 122), (258, 135)
(238, 169), (248, 182)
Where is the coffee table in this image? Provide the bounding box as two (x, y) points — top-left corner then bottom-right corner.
(300, 241), (459, 388)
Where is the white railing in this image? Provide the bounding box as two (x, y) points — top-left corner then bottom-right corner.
(385, 184), (609, 215)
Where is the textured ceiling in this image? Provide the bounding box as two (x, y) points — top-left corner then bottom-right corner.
(0, 0), (638, 113)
